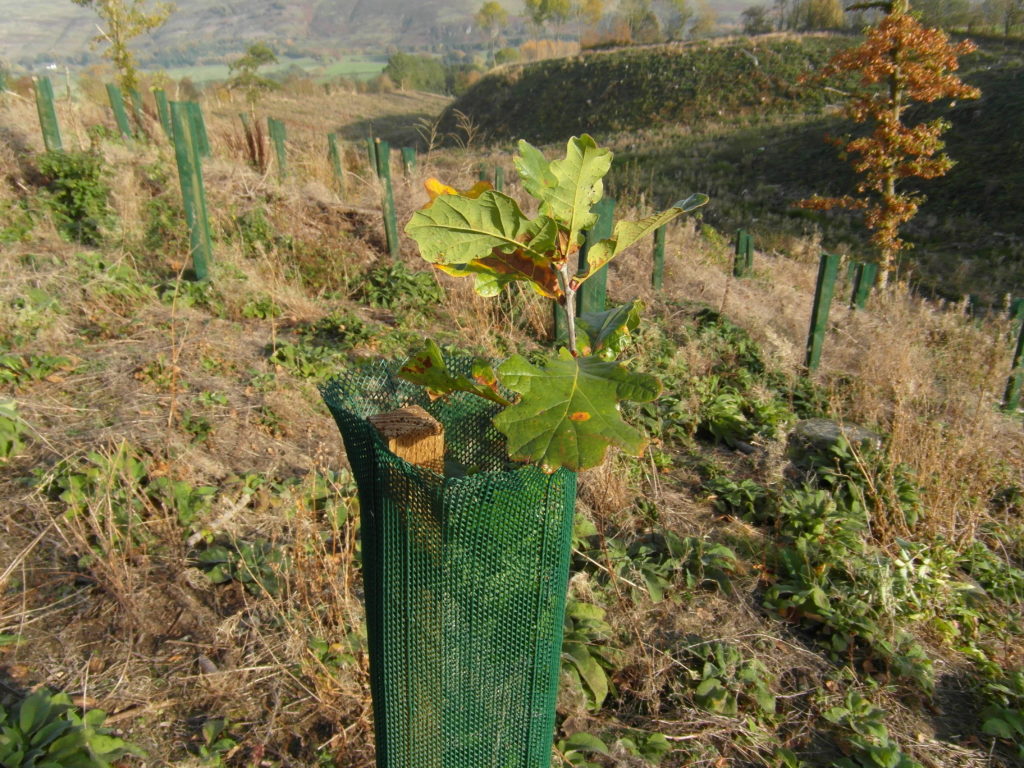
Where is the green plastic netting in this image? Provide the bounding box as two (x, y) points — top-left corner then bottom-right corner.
(320, 360), (577, 768)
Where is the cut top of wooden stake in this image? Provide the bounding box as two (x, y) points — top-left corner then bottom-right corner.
(368, 405), (445, 472)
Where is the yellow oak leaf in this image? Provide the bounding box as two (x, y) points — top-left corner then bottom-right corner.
(422, 178), (493, 208)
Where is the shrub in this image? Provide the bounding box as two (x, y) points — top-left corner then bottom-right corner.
(383, 52), (446, 93)
(354, 261), (443, 310)
(36, 151), (111, 245)
(494, 47), (520, 65)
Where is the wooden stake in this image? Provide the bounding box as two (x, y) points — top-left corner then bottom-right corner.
(368, 405), (445, 472)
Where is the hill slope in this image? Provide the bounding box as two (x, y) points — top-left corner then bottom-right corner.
(438, 35), (850, 145)
(440, 34), (1024, 298)
(2, 0), (476, 64)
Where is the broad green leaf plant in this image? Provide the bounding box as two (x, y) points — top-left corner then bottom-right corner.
(402, 135), (708, 473)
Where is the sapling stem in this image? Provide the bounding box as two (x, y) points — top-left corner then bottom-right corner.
(559, 263), (578, 356)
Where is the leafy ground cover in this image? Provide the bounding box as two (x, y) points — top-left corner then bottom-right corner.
(0, 56), (1022, 768)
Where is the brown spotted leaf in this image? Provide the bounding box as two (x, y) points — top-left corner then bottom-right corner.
(493, 350), (661, 472)
(398, 340), (509, 406)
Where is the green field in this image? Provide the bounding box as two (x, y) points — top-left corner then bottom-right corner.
(152, 53), (387, 86)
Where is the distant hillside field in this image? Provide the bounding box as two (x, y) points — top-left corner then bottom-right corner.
(0, 0), (477, 62)
(438, 35), (851, 145)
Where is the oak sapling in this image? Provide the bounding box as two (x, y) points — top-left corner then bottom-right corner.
(401, 135), (708, 473)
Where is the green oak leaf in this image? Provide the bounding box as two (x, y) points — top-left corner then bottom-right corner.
(514, 139), (557, 201)
(575, 300), (643, 359)
(404, 190), (557, 266)
(493, 350), (661, 472)
(574, 194), (709, 285)
(398, 340), (510, 406)
(546, 135), (612, 247)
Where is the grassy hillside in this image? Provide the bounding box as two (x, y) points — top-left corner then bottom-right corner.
(439, 35), (851, 145)
(1, 76), (1023, 768)
(442, 34), (1024, 300)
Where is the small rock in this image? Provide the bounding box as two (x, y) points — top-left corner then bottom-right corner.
(787, 418), (882, 470)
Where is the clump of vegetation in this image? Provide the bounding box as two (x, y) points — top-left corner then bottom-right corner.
(353, 261), (443, 310)
(438, 37), (848, 143)
(36, 151), (111, 245)
(0, 399), (26, 461)
(0, 688), (145, 767)
(383, 51), (447, 93)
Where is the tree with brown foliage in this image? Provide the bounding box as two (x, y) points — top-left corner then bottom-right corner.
(798, 0), (979, 285)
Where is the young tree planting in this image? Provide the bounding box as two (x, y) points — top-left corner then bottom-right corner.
(228, 42), (278, 106)
(798, 0), (980, 285)
(689, 0), (718, 37)
(476, 1), (510, 63)
(660, 0), (696, 39)
(70, 0), (174, 94)
(401, 135), (708, 473)
(524, 0), (573, 35)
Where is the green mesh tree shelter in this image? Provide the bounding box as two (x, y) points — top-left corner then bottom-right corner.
(320, 360), (577, 768)
(33, 76), (63, 152)
(106, 83), (132, 138)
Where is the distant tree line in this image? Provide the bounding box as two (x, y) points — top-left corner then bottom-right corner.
(740, 0), (1024, 34)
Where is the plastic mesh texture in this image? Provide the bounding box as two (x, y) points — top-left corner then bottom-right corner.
(320, 360), (577, 768)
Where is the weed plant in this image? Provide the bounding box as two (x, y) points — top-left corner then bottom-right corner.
(36, 150), (111, 245)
